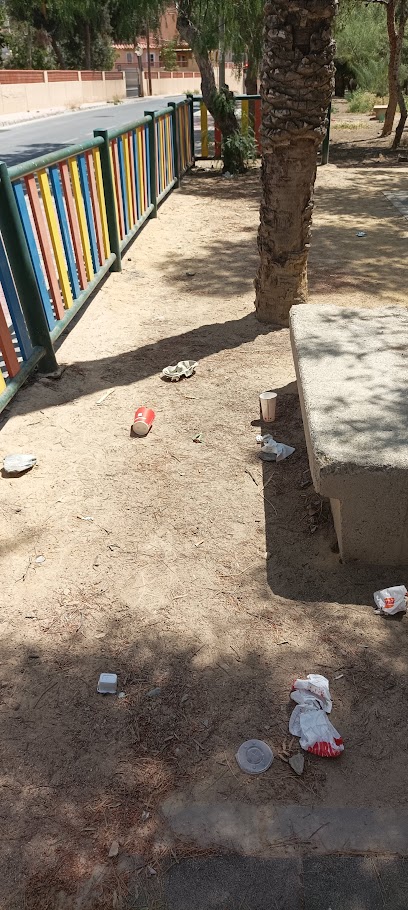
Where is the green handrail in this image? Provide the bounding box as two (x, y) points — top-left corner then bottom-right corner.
(8, 135), (104, 182)
(105, 115), (150, 142)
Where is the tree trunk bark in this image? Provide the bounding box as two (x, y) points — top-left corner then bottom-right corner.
(382, 0), (398, 138)
(392, 85), (407, 149)
(51, 34), (65, 69)
(255, 0), (336, 326)
(84, 22), (91, 70)
(27, 25), (33, 69)
(245, 60), (258, 95)
(256, 142), (317, 322)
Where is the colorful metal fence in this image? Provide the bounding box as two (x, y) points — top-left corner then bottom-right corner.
(7, 138), (116, 344)
(174, 99), (194, 175)
(153, 109), (176, 203)
(0, 232), (44, 404)
(105, 117), (154, 251)
(195, 95), (262, 159)
(0, 97), (194, 414)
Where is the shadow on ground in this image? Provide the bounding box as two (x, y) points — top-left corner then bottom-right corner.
(3, 312), (278, 420)
(3, 589), (408, 909)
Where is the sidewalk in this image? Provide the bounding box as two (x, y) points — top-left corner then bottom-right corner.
(2, 161), (408, 908)
(133, 853), (408, 909)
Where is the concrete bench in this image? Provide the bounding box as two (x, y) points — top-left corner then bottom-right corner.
(373, 104), (387, 122)
(290, 304), (408, 564)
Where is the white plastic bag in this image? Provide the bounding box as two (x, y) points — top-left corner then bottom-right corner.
(290, 673), (332, 713)
(256, 434), (295, 463)
(373, 585), (407, 616)
(289, 703), (344, 758)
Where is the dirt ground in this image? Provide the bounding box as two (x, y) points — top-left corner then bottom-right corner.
(1, 117), (408, 907)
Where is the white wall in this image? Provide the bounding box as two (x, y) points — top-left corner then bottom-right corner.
(0, 73), (126, 116)
(143, 66), (244, 97)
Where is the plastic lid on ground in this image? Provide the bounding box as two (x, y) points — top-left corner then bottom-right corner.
(235, 739), (274, 775)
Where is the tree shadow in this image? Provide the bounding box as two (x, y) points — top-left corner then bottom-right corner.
(2, 594), (408, 908)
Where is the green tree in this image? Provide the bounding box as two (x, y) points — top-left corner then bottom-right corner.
(113, 0), (264, 166)
(226, 0), (263, 94)
(336, 0), (408, 147)
(378, 0), (408, 143)
(2, 0), (126, 70)
(161, 38), (177, 70)
(176, 0), (266, 171)
(335, 0), (388, 95)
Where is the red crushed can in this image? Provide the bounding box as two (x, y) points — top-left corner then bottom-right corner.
(132, 407), (155, 437)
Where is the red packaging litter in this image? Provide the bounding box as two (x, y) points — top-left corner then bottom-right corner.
(132, 407), (155, 437)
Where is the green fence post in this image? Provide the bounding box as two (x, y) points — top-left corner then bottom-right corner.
(321, 102), (331, 165)
(187, 95), (195, 165)
(145, 112), (158, 217)
(167, 102), (180, 188)
(93, 129), (122, 271)
(0, 161), (58, 373)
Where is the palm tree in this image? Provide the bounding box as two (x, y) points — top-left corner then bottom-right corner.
(255, 0), (336, 325)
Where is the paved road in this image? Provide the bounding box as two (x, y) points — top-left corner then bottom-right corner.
(0, 95), (184, 167)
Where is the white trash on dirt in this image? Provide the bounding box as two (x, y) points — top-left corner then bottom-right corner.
(289, 674), (344, 759)
(161, 360), (198, 381)
(3, 454), (36, 475)
(373, 585), (407, 616)
(97, 673), (118, 694)
(256, 434), (295, 462)
(236, 739), (273, 775)
(291, 673), (333, 713)
(289, 703), (344, 758)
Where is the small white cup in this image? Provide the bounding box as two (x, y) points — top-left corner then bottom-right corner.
(260, 391), (277, 422)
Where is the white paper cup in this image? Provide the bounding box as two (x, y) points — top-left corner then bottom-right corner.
(260, 391), (277, 422)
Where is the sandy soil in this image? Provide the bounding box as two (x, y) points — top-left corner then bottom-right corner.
(1, 124), (408, 907)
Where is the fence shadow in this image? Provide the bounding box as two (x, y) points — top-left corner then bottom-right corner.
(4, 311), (279, 419)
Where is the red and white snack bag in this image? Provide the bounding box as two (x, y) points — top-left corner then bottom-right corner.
(290, 673), (332, 713)
(373, 585), (407, 616)
(289, 703), (344, 758)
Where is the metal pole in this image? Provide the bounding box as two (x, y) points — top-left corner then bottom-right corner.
(187, 95), (195, 165)
(0, 162), (58, 373)
(146, 20), (152, 96)
(145, 112), (158, 217)
(168, 102), (180, 187)
(93, 129), (122, 271)
(321, 102), (332, 165)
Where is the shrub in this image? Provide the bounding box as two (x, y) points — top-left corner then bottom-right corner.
(348, 90), (377, 113)
(222, 127), (257, 174)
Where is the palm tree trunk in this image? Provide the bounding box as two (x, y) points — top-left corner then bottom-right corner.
(255, 0), (336, 326)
